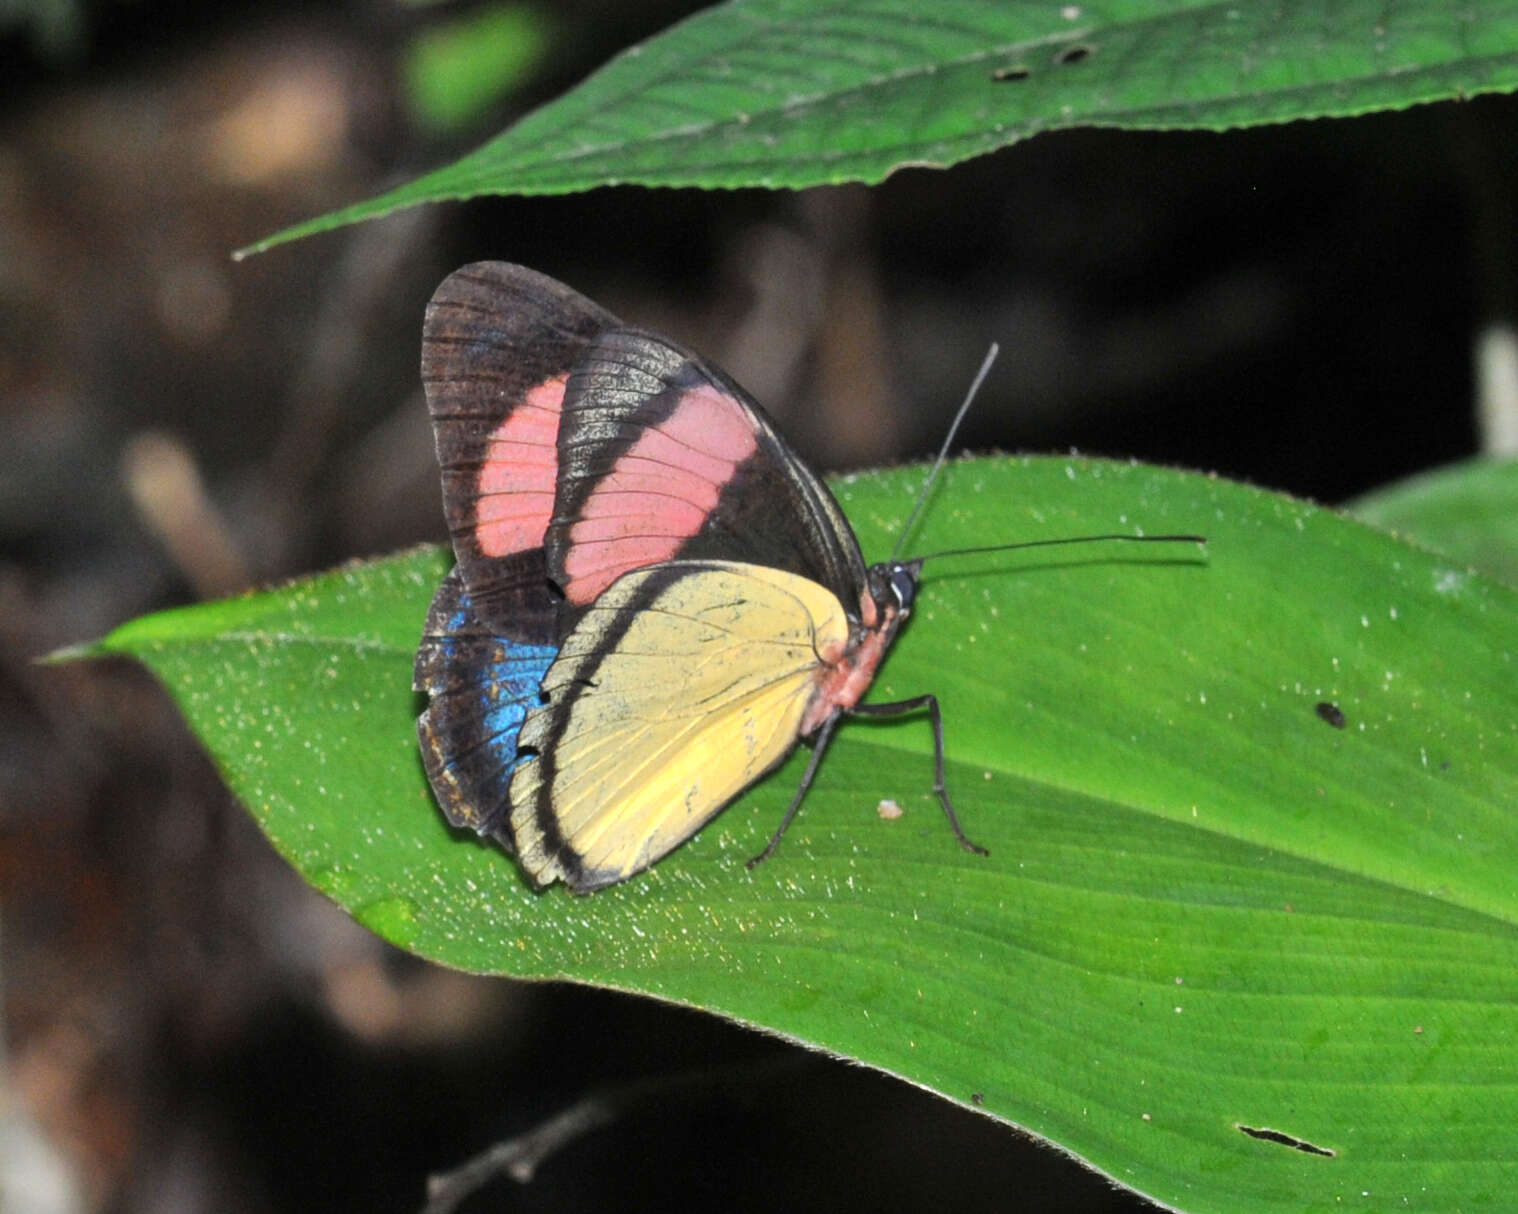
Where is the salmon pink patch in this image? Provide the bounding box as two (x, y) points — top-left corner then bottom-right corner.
(563, 385), (758, 603)
(476, 377), (564, 557)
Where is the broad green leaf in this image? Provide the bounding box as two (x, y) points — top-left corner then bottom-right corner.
(242, 0), (1518, 255)
(1350, 457), (1518, 589)
(82, 457), (1518, 1214)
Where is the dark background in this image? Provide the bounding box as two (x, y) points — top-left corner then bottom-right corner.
(3, 2), (1513, 1211)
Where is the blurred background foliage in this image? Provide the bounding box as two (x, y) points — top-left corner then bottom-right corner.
(2, 2), (1515, 1212)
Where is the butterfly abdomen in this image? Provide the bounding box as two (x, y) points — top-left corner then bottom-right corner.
(800, 589), (903, 736)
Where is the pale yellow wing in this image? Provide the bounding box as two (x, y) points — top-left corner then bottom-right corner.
(508, 560), (849, 891)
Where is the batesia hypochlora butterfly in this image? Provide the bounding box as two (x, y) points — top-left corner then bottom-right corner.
(414, 263), (1200, 893)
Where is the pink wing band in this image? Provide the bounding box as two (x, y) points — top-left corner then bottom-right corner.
(563, 384), (758, 603)
(476, 377), (565, 557)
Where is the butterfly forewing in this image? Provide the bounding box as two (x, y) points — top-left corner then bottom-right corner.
(508, 560), (850, 892)
(547, 327), (869, 632)
(422, 262), (616, 633)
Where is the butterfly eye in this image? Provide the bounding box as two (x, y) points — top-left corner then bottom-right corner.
(889, 565), (917, 615)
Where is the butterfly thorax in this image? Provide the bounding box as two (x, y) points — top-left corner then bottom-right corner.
(800, 559), (922, 736)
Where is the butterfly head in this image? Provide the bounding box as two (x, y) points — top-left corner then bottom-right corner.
(863, 558), (924, 630)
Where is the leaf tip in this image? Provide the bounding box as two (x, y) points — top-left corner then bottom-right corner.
(37, 639), (106, 665)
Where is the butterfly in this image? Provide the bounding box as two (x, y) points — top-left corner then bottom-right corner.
(411, 262), (1000, 894)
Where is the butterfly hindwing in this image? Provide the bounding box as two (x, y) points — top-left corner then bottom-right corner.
(507, 560), (850, 892)
(546, 327), (869, 632)
(414, 564), (558, 838)
(422, 261), (618, 633)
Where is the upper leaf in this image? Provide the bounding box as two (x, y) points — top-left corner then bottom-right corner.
(241, 0), (1518, 254)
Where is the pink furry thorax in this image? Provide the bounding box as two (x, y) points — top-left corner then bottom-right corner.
(802, 590), (897, 736)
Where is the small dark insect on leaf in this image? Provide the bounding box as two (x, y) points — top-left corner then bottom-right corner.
(1315, 701), (1347, 729)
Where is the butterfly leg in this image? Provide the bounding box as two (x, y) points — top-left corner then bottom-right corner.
(850, 695), (989, 857)
(745, 696), (989, 873)
(744, 711), (844, 871)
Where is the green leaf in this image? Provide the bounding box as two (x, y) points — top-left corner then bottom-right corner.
(1350, 457), (1518, 589)
(82, 457), (1518, 1214)
(241, 0), (1518, 255)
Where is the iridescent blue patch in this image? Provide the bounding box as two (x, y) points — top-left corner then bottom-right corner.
(415, 568), (558, 838)
(474, 637), (556, 761)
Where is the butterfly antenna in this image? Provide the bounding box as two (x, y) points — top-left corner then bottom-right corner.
(891, 343), (1000, 562)
(917, 532), (1207, 566)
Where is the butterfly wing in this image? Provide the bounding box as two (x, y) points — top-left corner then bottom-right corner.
(414, 565), (557, 837)
(422, 261), (618, 631)
(416, 263), (615, 837)
(546, 327), (870, 631)
(508, 560), (849, 892)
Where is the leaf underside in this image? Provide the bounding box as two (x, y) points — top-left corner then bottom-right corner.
(241, 1), (1518, 254)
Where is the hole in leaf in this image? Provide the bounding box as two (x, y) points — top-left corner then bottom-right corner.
(992, 65), (1031, 82)
(1237, 1125), (1335, 1157)
(1054, 43), (1093, 65)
